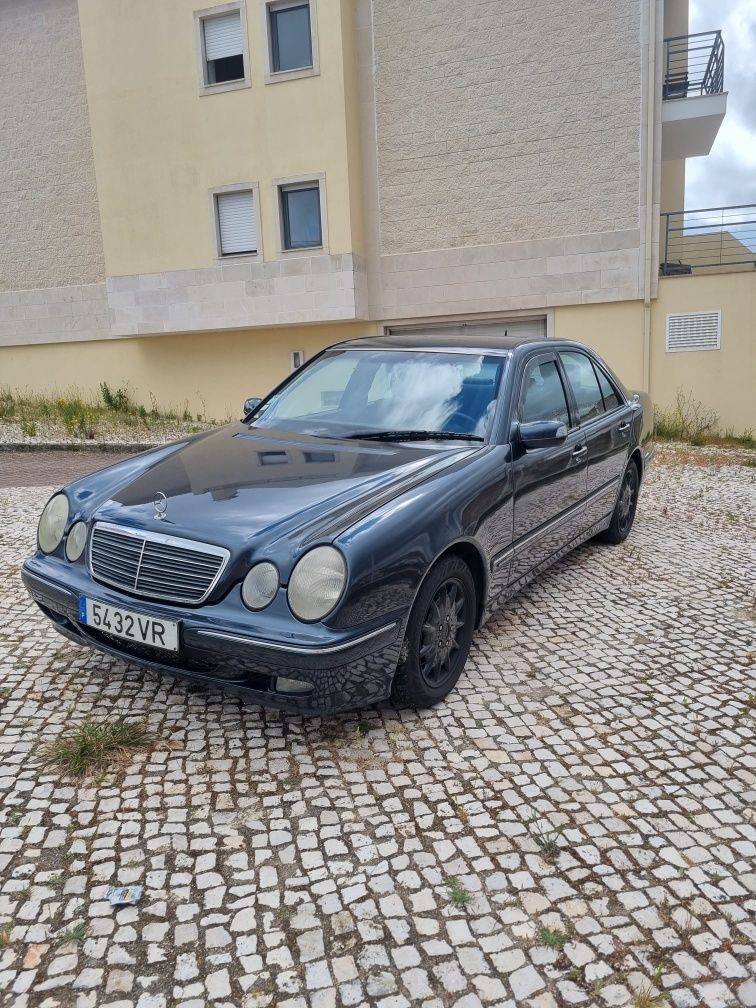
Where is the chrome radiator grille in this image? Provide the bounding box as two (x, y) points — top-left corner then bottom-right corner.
(89, 522), (229, 604)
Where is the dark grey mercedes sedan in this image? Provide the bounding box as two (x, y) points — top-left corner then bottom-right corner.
(22, 334), (653, 714)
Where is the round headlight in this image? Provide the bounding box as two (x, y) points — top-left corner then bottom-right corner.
(242, 562), (280, 611)
(38, 494), (69, 554)
(65, 521), (88, 562)
(287, 546), (346, 623)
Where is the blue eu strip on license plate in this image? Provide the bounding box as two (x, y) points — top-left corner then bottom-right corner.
(79, 597), (87, 623)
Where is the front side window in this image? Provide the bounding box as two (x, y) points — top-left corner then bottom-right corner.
(268, 1), (313, 72)
(202, 10), (245, 84)
(215, 190), (257, 255)
(559, 352), (605, 423)
(520, 359), (570, 426)
(280, 183), (322, 249)
(251, 349), (507, 439)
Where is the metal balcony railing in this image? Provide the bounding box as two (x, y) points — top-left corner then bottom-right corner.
(660, 205), (756, 275)
(663, 31), (725, 99)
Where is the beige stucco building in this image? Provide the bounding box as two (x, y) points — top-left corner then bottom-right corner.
(0, 0), (753, 430)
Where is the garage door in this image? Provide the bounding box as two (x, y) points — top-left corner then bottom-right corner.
(385, 318), (546, 342)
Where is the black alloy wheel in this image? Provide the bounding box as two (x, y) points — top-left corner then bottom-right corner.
(419, 578), (467, 689)
(391, 555), (476, 708)
(599, 460), (640, 544)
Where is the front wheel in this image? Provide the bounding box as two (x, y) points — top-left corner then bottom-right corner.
(598, 460), (640, 544)
(391, 556), (476, 709)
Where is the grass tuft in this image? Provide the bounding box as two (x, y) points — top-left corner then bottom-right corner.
(54, 923), (87, 947)
(632, 986), (668, 1008)
(528, 811), (561, 863)
(538, 926), (567, 949)
(42, 718), (153, 777)
(445, 877), (472, 909)
(99, 382), (131, 413)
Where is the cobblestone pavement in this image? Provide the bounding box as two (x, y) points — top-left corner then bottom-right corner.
(0, 452), (132, 489)
(0, 447), (754, 1008)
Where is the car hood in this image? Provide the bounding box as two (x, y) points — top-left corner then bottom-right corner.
(88, 423), (475, 556)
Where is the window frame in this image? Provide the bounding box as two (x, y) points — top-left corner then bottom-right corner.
(274, 174), (327, 254)
(194, 2), (251, 97)
(209, 182), (262, 261)
(262, 0), (319, 84)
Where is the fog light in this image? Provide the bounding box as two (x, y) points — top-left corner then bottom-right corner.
(275, 676), (313, 695)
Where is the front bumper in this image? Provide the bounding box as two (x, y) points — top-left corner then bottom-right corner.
(21, 557), (403, 715)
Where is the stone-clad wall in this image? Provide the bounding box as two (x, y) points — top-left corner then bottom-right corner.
(371, 0), (643, 257)
(105, 255), (368, 337)
(0, 0), (105, 292)
(356, 0), (648, 319)
(372, 0), (645, 258)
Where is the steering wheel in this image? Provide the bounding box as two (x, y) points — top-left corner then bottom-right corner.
(445, 411), (477, 434)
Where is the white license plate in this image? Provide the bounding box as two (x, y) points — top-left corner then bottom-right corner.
(79, 597), (179, 652)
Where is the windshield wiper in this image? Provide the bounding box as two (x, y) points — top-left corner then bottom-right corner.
(345, 429), (484, 442)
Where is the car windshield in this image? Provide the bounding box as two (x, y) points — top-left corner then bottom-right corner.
(250, 349), (507, 440)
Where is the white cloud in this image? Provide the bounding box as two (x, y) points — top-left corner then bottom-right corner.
(685, 0), (756, 208)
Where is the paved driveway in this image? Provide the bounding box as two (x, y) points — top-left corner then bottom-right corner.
(0, 451), (132, 488)
(0, 448), (754, 1008)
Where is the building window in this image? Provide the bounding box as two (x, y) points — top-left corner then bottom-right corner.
(279, 182), (322, 250)
(215, 189), (257, 256)
(204, 11), (244, 82)
(268, 1), (312, 72)
(195, 4), (250, 94)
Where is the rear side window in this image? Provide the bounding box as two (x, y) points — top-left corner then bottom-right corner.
(560, 352), (605, 423)
(595, 366), (622, 411)
(520, 359), (570, 426)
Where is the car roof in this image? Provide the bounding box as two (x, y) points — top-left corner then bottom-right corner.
(330, 331), (551, 354)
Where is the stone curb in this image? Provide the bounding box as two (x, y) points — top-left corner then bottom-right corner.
(0, 441), (158, 454)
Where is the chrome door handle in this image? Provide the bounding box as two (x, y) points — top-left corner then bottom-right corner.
(572, 445), (588, 459)
(617, 422), (631, 434)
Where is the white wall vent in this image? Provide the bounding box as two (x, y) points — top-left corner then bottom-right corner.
(666, 310), (721, 352)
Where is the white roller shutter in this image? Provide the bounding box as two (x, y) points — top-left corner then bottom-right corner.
(666, 311), (721, 352)
(203, 11), (243, 61)
(216, 190), (256, 255)
(387, 319), (547, 342)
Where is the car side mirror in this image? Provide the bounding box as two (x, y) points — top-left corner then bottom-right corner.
(518, 420), (568, 450)
(243, 397), (261, 417)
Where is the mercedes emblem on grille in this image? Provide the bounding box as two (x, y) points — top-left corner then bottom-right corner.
(153, 492), (168, 520)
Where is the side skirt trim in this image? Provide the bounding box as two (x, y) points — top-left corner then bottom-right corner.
(481, 514), (613, 625)
(492, 477), (620, 570)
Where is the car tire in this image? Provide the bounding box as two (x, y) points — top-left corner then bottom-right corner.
(391, 556), (477, 709)
(598, 459), (640, 545)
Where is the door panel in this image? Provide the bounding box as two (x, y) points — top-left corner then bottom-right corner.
(559, 352), (633, 531)
(510, 355), (587, 583)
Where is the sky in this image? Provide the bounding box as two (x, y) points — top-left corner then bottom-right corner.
(685, 0), (756, 209)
